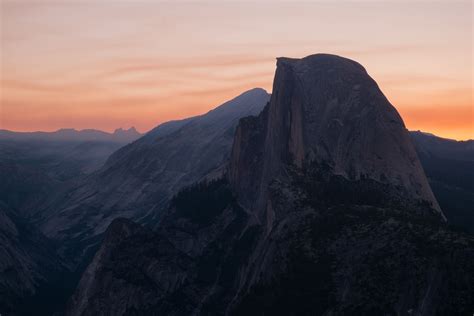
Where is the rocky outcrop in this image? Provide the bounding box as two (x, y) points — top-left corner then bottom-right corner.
(66, 180), (253, 316)
(66, 55), (472, 315)
(66, 218), (170, 316)
(110, 127), (141, 143)
(230, 54), (443, 222)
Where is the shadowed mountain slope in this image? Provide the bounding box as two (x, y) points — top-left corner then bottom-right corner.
(0, 202), (72, 316)
(38, 88), (270, 266)
(410, 131), (474, 233)
(0, 138), (138, 219)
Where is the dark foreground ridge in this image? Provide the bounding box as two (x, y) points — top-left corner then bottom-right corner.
(63, 54), (474, 315)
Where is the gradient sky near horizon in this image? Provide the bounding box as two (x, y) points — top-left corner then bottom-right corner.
(1, 1), (472, 140)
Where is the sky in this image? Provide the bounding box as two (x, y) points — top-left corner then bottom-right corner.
(0, 0), (472, 140)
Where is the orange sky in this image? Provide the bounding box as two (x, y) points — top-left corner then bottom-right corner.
(1, 1), (472, 140)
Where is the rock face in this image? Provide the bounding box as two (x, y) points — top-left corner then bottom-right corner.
(66, 55), (473, 316)
(66, 218), (189, 316)
(67, 195), (474, 316)
(39, 88), (270, 266)
(110, 127), (141, 143)
(230, 54), (442, 221)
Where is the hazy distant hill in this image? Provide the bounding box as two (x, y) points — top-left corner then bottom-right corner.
(410, 131), (474, 233)
(0, 128), (142, 218)
(0, 127), (141, 143)
(0, 127), (143, 315)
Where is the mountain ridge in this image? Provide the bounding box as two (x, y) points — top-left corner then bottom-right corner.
(410, 130), (474, 234)
(0, 127), (141, 143)
(37, 88), (270, 269)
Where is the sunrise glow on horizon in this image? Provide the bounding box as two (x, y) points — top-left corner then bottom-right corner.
(1, 1), (472, 140)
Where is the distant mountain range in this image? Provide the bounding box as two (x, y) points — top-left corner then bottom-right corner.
(0, 127), (141, 219)
(0, 127), (141, 143)
(0, 55), (472, 315)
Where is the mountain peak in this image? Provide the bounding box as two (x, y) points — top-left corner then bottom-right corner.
(196, 88), (270, 126)
(241, 87), (269, 96)
(113, 127), (139, 135)
(277, 53), (367, 71)
(230, 53), (444, 220)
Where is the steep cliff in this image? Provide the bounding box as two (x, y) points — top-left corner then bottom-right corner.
(230, 54), (442, 222)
